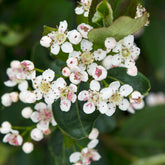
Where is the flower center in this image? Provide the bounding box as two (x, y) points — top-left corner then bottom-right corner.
(38, 108), (52, 122)
(81, 51), (94, 65)
(88, 90), (101, 105)
(110, 93), (122, 103)
(95, 68), (102, 78)
(60, 87), (74, 101)
(121, 48), (130, 58)
(40, 82), (50, 93)
(54, 32), (66, 45)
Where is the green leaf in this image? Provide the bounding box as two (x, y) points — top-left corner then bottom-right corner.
(48, 129), (73, 165)
(88, 13), (148, 46)
(106, 67), (150, 95)
(43, 25), (57, 36)
(0, 24), (27, 46)
(92, 0), (113, 27)
(52, 82), (100, 139)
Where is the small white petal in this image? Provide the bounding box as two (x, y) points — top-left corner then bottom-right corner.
(69, 152), (81, 163)
(69, 83), (77, 92)
(98, 101), (108, 114)
(120, 84), (133, 97)
(40, 36), (52, 48)
(84, 11), (89, 17)
(54, 77), (66, 89)
(92, 151), (101, 161)
(90, 80), (100, 91)
(34, 102), (47, 110)
(87, 63), (97, 76)
(59, 20), (68, 33)
(123, 35), (134, 48)
(127, 66), (138, 76)
(60, 99), (71, 112)
(32, 76), (42, 89)
(1, 93), (12, 107)
(105, 37), (117, 49)
(42, 69), (55, 82)
(81, 39), (93, 52)
(112, 54), (122, 66)
(61, 42), (73, 53)
(83, 102), (95, 114)
(94, 49), (107, 61)
(4, 80), (17, 87)
(105, 103), (116, 116)
(67, 57), (78, 69)
(50, 43), (60, 55)
(100, 87), (112, 100)
(109, 81), (120, 92)
(37, 120), (49, 131)
(68, 30), (82, 45)
(78, 90), (89, 101)
(31, 112), (40, 123)
(88, 139), (99, 149)
(102, 55), (113, 70)
(19, 91), (37, 103)
(18, 81), (28, 91)
(22, 107), (33, 119)
(88, 128), (99, 140)
(119, 99), (130, 111)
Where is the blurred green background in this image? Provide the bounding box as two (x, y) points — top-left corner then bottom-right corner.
(0, 0), (165, 165)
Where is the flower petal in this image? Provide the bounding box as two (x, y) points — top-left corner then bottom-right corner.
(119, 99), (130, 111)
(88, 139), (99, 149)
(42, 69), (55, 82)
(90, 80), (100, 91)
(50, 43), (60, 55)
(60, 99), (71, 112)
(69, 152), (81, 163)
(61, 42), (73, 53)
(83, 102), (95, 114)
(31, 112), (40, 123)
(120, 84), (133, 97)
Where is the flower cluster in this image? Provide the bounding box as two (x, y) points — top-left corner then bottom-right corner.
(69, 128), (101, 165)
(0, 0), (149, 163)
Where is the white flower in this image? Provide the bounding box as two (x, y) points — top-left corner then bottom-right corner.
(21, 107), (33, 119)
(69, 138), (101, 165)
(93, 49), (107, 61)
(69, 67), (88, 85)
(105, 37), (117, 51)
(75, 0), (92, 17)
(112, 35), (140, 69)
(1, 93), (12, 107)
(53, 78), (77, 112)
(22, 142), (34, 154)
(101, 81), (133, 115)
(128, 91), (144, 113)
(4, 60), (35, 89)
(68, 30), (82, 45)
(40, 36), (52, 48)
(19, 90), (36, 103)
(78, 80), (108, 114)
(88, 128), (99, 140)
(46, 20), (73, 55)
(31, 102), (57, 131)
(127, 66), (138, 76)
(91, 65), (107, 81)
(32, 69), (56, 104)
(31, 128), (44, 141)
(77, 23), (93, 39)
(0, 121), (12, 134)
(81, 39), (93, 52)
(3, 130), (23, 146)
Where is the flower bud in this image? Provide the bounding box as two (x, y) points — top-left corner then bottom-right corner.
(0, 121), (12, 134)
(21, 107), (33, 119)
(1, 93), (12, 107)
(31, 128), (43, 141)
(105, 37), (116, 49)
(62, 67), (71, 77)
(22, 142), (34, 154)
(10, 92), (19, 102)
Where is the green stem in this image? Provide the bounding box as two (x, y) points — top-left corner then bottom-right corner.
(102, 80), (109, 87)
(108, 76), (124, 85)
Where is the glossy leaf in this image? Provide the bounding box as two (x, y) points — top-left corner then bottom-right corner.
(52, 82), (100, 139)
(88, 13), (148, 45)
(106, 67), (150, 95)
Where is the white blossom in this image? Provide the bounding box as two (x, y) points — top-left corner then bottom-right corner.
(77, 23), (93, 39)
(40, 36), (52, 48)
(22, 142), (34, 154)
(31, 128), (44, 141)
(1, 93), (12, 107)
(19, 90), (36, 103)
(105, 37), (117, 51)
(32, 69), (56, 104)
(53, 78), (77, 112)
(31, 102), (57, 131)
(112, 35), (140, 69)
(102, 55), (113, 70)
(88, 128), (99, 140)
(3, 130), (23, 146)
